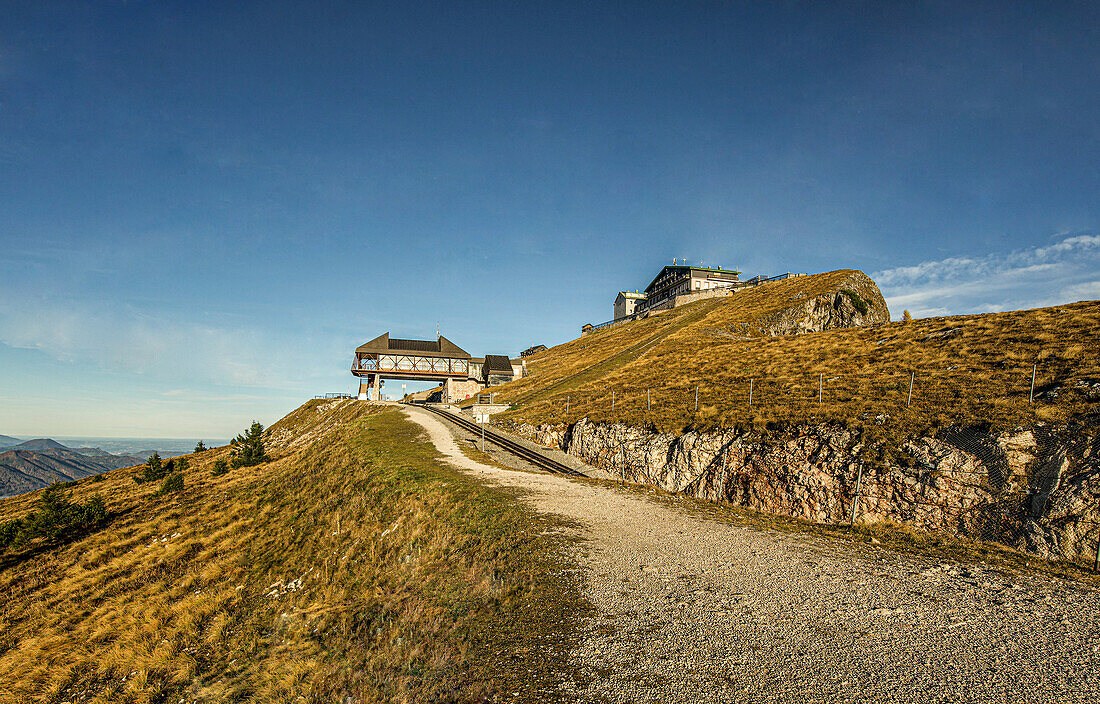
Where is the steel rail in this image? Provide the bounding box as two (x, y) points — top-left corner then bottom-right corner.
(413, 404), (583, 476)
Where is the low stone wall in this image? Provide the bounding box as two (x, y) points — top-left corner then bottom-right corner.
(508, 418), (1100, 563)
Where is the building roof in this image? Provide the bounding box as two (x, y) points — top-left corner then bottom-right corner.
(643, 265), (742, 294)
(616, 291), (647, 300)
(521, 344), (547, 357)
(355, 333), (471, 359)
(483, 354), (514, 374)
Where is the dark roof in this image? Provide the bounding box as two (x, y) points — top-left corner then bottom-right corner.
(483, 355), (514, 374)
(388, 337), (438, 353)
(480, 355), (514, 382)
(643, 265), (741, 294)
(355, 333), (471, 359)
(521, 344), (547, 357)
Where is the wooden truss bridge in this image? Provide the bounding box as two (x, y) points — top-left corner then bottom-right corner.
(352, 333), (472, 399)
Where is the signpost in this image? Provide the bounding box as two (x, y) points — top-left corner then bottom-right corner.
(475, 412), (490, 451)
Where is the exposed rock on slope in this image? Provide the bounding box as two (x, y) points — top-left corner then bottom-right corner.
(513, 418), (1100, 563)
(752, 270), (889, 335)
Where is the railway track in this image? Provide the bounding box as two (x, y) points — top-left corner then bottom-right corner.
(413, 403), (583, 476)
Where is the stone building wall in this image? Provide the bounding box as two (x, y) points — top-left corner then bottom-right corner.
(443, 378), (483, 403)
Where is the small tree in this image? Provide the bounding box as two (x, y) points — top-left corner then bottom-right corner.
(156, 472), (184, 496)
(0, 484), (108, 550)
(82, 494), (107, 525)
(135, 452), (169, 484)
(231, 421), (268, 468)
(194, 441), (207, 453)
(211, 459), (228, 477)
(903, 309), (913, 323)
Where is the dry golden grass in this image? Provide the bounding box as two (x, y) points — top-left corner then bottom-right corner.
(494, 271), (1100, 451)
(0, 401), (586, 703)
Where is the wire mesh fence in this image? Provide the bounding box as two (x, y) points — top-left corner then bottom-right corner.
(534, 363), (1099, 429)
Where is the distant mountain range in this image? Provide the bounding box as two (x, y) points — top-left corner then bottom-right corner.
(0, 438), (145, 498)
(6, 438), (69, 451)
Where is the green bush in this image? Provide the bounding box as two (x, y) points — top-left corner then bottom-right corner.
(0, 519), (21, 547)
(156, 472), (184, 496)
(134, 452), (171, 485)
(91, 473), (106, 483)
(840, 289), (870, 315)
(0, 484), (110, 551)
(82, 494), (107, 524)
(194, 440), (207, 452)
(230, 421), (268, 468)
(211, 459), (229, 477)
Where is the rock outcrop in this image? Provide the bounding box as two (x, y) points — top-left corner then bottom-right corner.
(511, 417), (1100, 563)
(752, 270), (890, 336)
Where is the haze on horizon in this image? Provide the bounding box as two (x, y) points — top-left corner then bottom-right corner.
(1, 1), (1097, 438)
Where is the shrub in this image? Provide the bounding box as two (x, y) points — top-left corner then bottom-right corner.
(91, 473), (106, 482)
(211, 459), (228, 477)
(0, 484), (109, 551)
(82, 494), (107, 524)
(156, 472), (184, 496)
(840, 289), (870, 315)
(0, 519), (21, 547)
(134, 452), (170, 485)
(903, 309), (913, 323)
(230, 421), (268, 468)
(194, 440), (207, 452)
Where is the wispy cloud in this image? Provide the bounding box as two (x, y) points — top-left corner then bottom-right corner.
(0, 296), (302, 388)
(873, 234), (1100, 318)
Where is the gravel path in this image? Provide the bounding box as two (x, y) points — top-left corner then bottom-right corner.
(403, 406), (1100, 704)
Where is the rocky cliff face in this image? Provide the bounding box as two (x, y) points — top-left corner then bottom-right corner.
(512, 418), (1100, 563)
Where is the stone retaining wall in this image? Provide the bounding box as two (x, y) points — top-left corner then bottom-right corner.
(508, 418), (1100, 562)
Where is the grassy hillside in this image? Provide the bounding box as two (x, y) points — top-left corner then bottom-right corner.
(494, 271), (1100, 449)
(0, 401), (584, 703)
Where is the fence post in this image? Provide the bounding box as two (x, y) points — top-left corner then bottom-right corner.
(612, 390), (615, 412)
(1029, 364), (1037, 405)
(1095, 531), (1099, 573)
(906, 372), (914, 407)
(849, 461), (864, 528)
(566, 396), (569, 415)
(818, 373), (823, 404)
(749, 378), (754, 406)
(647, 389), (651, 411)
(695, 386), (699, 412)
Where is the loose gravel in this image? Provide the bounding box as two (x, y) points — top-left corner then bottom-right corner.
(404, 406), (1100, 704)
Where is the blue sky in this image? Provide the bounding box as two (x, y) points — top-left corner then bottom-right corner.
(1, 1), (1097, 437)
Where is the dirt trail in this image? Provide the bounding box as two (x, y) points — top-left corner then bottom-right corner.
(403, 406), (1100, 704)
